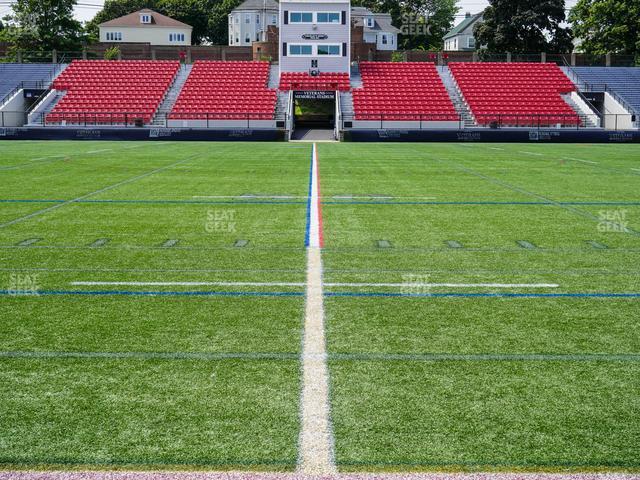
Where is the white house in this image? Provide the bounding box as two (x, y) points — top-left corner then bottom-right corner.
(99, 9), (192, 46)
(351, 6), (400, 51)
(229, 0), (280, 46)
(443, 12), (483, 51)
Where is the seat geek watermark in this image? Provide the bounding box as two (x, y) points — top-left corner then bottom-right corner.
(7, 273), (40, 296)
(597, 209), (630, 233)
(205, 209), (237, 233)
(400, 274), (432, 295)
(400, 14), (433, 36)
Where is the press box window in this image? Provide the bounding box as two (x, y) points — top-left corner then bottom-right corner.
(289, 44), (313, 55)
(317, 44), (341, 56)
(106, 32), (122, 41)
(317, 12), (340, 23)
(169, 33), (185, 42)
(290, 12), (313, 23)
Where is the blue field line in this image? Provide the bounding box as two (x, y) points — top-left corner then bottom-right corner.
(1, 290), (639, 299)
(2, 199), (639, 207)
(323, 200), (640, 206)
(0, 199), (305, 206)
(326, 292), (640, 298)
(304, 145), (314, 248)
(0, 290), (305, 298)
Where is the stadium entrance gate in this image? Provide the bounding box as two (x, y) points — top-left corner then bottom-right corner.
(293, 91), (336, 130)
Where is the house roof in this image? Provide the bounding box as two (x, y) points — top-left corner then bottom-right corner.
(99, 9), (192, 29)
(232, 0), (279, 12)
(443, 12), (482, 40)
(352, 9), (401, 35)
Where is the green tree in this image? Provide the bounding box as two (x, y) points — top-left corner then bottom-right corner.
(0, 0), (84, 52)
(352, 0), (458, 50)
(474, 0), (574, 53)
(87, 0), (241, 45)
(569, 0), (639, 57)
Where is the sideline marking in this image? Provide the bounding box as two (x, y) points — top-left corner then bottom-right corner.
(632, 168), (640, 173)
(298, 143), (336, 475)
(70, 281), (561, 289)
(519, 151), (543, 156)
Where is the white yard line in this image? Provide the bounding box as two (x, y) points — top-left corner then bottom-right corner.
(631, 168), (640, 173)
(86, 149), (113, 154)
(298, 143), (336, 475)
(563, 157), (597, 165)
(70, 281), (560, 289)
(519, 151), (544, 156)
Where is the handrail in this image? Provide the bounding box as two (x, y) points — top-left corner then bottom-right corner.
(562, 60), (639, 116)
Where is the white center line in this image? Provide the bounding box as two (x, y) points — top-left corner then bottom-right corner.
(298, 143), (336, 475)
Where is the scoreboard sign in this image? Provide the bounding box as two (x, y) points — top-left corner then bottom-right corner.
(294, 91), (336, 100)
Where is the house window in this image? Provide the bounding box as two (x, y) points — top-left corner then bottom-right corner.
(245, 33), (251, 43)
(245, 14), (251, 24)
(271, 14), (277, 24)
(230, 35), (233, 44)
(235, 15), (240, 23)
(106, 32), (122, 41)
(290, 12), (313, 23)
(169, 33), (185, 42)
(289, 44), (313, 55)
(256, 14), (260, 24)
(317, 44), (341, 55)
(468, 37), (476, 48)
(140, 14), (151, 24)
(256, 32), (260, 41)
(382, 35), (388, 45)
(366, 17), (374, 28)
(317, 12), (340, 23)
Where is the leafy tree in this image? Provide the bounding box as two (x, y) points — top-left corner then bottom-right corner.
(0, 0), (84, 52)
(87, 0), (242, 45)
(352, 0), (458, 50)
(104, 45), (121, 59)
(474, 0), (574, 53)
(569, 0), (639, 56)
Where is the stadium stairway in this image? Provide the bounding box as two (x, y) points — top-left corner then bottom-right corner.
(270, 65), (289, 120)
(438, 66), (475, 128)
(27, 90), (66, 126)
(561, 93), (600, 128)
(152, 64), (193, 126)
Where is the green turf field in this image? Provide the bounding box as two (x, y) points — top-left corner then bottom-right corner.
(0, 141), (638, 472)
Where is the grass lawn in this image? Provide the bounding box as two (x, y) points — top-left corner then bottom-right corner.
(0, 140), (638, 472)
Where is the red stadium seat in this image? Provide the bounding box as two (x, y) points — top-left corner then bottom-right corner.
(352, 62), (458, 122)
(169, 61), (276, 121)
(279, 72), (351, 92)
(46, 60), (179, 126)
(448, 62), (581, 127)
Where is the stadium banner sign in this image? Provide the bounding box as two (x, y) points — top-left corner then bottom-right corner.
(294, 91), (336, 100)
(302, 34), (329, 40)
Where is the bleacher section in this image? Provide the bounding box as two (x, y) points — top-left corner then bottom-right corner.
(279, 72), (351, 92)
(573, 67), (640, 114)
(353, 62), (458, 122)
(169, 61), (276, 121)
(46, 60), (179, 125)
(449, 62), (580, 127)
(0, 64), (58, 102)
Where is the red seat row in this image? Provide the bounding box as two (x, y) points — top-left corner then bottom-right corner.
(169, 61), (276, 121)
(47, 60), (179, 126)
(353, 62), (457, 121)
(449, 62), (581, 126)
(279, 72), (351, 92)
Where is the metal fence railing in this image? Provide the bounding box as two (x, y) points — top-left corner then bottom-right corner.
(2, 111), (288, 129)
(340, 113), (638, 131)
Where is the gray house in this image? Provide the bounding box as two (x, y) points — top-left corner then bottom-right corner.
(229, 0), (280, 46)
(351, 6), (400, 51)
(279, 0), (351, 74)
(443, 12), (483, 51)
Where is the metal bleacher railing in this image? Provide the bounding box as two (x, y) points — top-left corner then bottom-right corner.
(1, 111), (290, 129)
